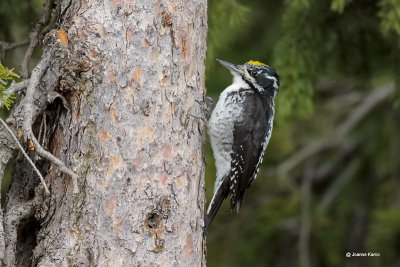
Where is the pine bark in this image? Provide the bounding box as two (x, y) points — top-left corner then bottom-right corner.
(0, 0), (207, 265)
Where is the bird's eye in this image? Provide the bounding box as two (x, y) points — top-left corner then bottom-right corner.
(251, 70), (257, 76)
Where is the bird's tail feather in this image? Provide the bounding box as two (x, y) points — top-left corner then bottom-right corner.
(204, 178), (229, 235)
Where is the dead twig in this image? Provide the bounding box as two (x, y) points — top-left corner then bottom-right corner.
(337, 82), (394, 136)
(22, 51), (78, 194)
(0, 39), (30, 60)
(318, 159), (360, 213)
(0, 117), (50, 194)
(276, 82), (395, 177)
(3, 79), (30, 96)
(312, 141), (358, 183)
(20, 0), (54, 78)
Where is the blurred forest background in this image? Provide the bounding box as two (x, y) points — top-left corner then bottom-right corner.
(205, 0), (400, 267)
(1, 0), (399, 266)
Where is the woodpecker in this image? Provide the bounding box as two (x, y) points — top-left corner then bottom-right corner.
(205, 59), (279, 233)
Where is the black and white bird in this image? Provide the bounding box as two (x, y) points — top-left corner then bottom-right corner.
(205, 59), (279, 233)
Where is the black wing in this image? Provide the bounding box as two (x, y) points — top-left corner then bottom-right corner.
(229, 93), (272, 211)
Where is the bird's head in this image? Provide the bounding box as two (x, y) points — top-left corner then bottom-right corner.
(217, 59), (279, 98)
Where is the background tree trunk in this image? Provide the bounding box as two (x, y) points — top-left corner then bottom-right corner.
(1, 0), (207, 265)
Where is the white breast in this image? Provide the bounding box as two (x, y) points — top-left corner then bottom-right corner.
(208, 75), (250, 192)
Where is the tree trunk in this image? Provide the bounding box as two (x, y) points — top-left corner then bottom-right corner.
(1, 0), (207, 265)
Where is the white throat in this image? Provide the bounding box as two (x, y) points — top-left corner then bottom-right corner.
(224, 72), (249, 93)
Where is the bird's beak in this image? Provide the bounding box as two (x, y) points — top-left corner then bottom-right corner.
(216, 59), (244, 75)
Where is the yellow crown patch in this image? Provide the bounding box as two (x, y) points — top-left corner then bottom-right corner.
(248, 60), (267, 66)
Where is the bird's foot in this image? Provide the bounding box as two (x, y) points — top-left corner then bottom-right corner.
(188, 96), (213, 127)
(188, 113), (209, 127)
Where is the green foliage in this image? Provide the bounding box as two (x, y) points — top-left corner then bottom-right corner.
(368, 208), (400, 264)
(0, 62), (18, 110)
(0, 62), (19, 80)
(273, 1), (322, 119)
(330, 0), (347, 13)
(288, 0), (310, 10)
(378, 0), (400, 36)
(206, 0), (250, 80)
